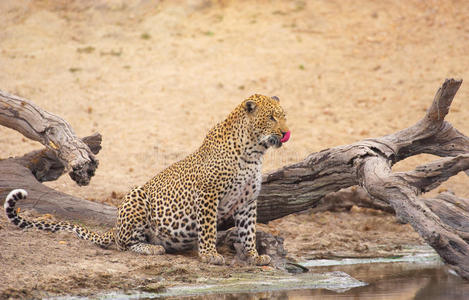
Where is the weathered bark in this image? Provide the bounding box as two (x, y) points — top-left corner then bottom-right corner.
(16, 133), (102, 183)
(0, 90), (98, 186)
(422, 192), (469, 244)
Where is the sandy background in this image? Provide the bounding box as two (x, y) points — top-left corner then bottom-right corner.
(1, 0), (467, 202)
(0, 0), (468, 297)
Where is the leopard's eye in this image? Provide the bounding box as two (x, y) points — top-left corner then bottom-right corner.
(270, 115), (276, 122)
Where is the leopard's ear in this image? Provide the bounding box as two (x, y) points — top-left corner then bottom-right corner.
(245, 100), (257, 113)
(271, 96), (280, 102)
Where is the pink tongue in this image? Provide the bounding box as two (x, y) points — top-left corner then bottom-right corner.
(280, 130), (291, 143)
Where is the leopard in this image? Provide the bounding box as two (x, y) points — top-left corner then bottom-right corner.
(4, 94), (290, 265)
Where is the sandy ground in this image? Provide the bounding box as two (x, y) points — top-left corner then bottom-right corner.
(0, 207), (425, 298)
(0, 0), (468, 298)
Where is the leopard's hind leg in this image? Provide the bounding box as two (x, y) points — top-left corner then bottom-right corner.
(115, 186), (165, 255)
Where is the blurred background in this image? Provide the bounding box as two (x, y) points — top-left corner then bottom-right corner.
(1, 0), (468, 203)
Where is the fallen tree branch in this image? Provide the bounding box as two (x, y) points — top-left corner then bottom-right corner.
(396, 154), (469, 193)
(0, 90), (98, 185)
(0, 90), (107, 224)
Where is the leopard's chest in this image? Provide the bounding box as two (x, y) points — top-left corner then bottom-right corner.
(217, 163), (262, 224)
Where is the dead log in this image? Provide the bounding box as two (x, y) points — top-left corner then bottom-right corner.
(0, 90), (98, 186)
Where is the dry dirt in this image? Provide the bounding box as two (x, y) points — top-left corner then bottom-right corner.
(0, 0), (468, 298)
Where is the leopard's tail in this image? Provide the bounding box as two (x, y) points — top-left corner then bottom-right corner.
(4, 189), (115, 248)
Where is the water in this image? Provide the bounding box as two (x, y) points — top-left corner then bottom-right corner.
(59, 248), (469, 300)
(284, 262), (469, 300)
(181, 260), (469, 300)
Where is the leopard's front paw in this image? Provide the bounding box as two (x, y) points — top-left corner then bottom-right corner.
(249, 254), (271, 266)
(199, 252), (225, 265)
(246, 250), (272, 266)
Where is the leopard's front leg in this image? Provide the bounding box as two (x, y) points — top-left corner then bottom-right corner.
(235, 199), (271, 266)
(196, 193), (225, 265)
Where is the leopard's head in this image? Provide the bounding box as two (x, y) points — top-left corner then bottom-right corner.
(243, 94), (290, 148)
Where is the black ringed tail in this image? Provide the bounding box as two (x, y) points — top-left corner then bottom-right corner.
(4, 189), (115, 248)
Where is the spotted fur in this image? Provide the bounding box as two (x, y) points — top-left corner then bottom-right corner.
(4, 94), (289, 265)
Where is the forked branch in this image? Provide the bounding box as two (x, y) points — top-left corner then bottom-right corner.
(253, 79), (469, 278)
